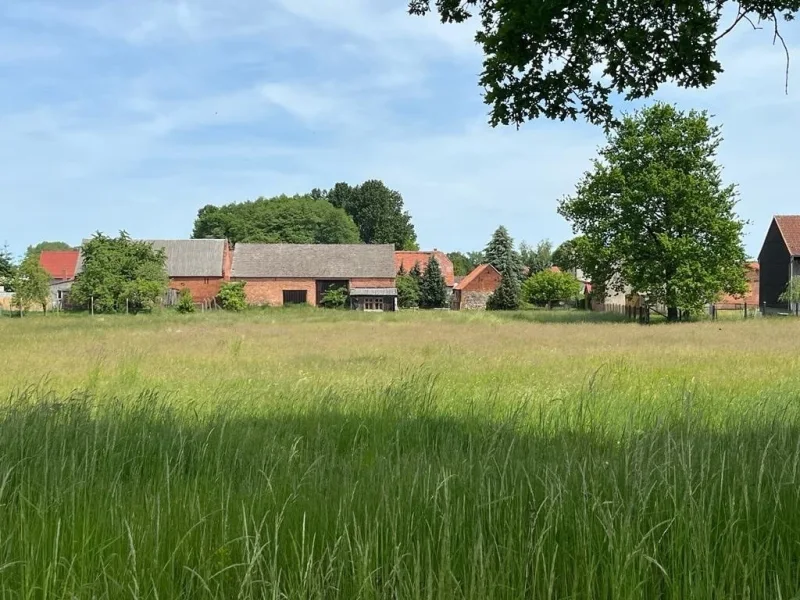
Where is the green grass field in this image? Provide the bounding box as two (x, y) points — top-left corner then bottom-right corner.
(1, 309), (800, 598)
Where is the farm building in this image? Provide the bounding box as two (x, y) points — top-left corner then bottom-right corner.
(716, 262), (759, 308)
(231, 244), (397, 310)
(39, 250), (79, 282)
(394, 251), (455, 288)
(451, 264), (501, 310)
(758, 216), (800, 310)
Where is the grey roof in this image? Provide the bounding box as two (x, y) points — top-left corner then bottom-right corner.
(232, 244), (396, 279)
(76, 239), (226, 277)
(350, 287), (398, 296)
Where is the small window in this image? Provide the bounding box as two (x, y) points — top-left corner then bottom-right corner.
(283, 290), (307, 305)
(363, 297), (384, 311)
(204, 277), (210, 284)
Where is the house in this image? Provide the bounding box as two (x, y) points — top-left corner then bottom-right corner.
(451, 264), (501, 310)
(394, 250), (455, 288)
(39, 250), (79, 282)
(717, 262), (759, 307)
(75, 239), (232, 304)
(758, 216), (800, 310)
(231, 244), (397, 310)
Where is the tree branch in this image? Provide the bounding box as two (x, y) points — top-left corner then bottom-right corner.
(713, 8), (749, 43)
(773, 12), (791, 94)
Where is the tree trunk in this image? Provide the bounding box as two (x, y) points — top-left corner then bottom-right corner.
(667, 306), (679, 322)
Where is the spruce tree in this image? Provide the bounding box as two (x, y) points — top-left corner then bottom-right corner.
(409, 262), (423, 287)
(419, 256), (448, 309)
(485, 226), (523, 278)
(486, 251), (521, 310)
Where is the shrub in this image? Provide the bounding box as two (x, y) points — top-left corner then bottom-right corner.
(176, 288), (195, 313)
(218, 282), (247, 312)
(396, 273), (420, 309)
(320, 287), (348, 309)
(522, 269), (582, 308)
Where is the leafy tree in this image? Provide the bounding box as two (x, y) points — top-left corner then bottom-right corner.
(448, 252), (474, 277)
(25, 241), (73, 260)
(466, 251), (485, 268)
(396, 273), (421, 309)
(520, 240), (553, 275)
(71, 232), (169, 314)
(485, 226), (523, 279)
(522, 270), (582, 308)
(552, 238), (582, 273)
(409, 1), (798, 127)
(12, 255), (51, 313)
(558, 103), (747, 321)
(486, 252), (521, 311)
(0, 244), (15, 292)
(192, 195), (360, 245)
(419, 256), (448, 309)
(779, 276), (800, 306)
(219, 282), (247, 312)
(176, 288), (195, 313)
(320, 287), (348, 309)
(322, 180), (418, 249)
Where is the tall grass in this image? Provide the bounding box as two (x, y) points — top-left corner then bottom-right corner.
(2, 313), (800, 597)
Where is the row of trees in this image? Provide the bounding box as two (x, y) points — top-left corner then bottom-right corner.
(397, 259), (449, 309)
(193, 180), (418, 250)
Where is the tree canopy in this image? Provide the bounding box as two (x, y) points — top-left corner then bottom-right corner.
(485, 226), (522, 278)
(558, 103), (748, 320)
(71, 233), (169, 313)
(409, 1), (798, 127)
(447, 252), (476, 277)
(12, 255), (50, 313)
(552, 238), (581, 273)
(419, 255), (448, 308)
(522, 269), (582, 308)
(321, 181), (418, 249)
(25, 241), (73, 259)
(192, 195), (360, 245)
(0, 244), (15, 291)
(519, 240), (553, 275)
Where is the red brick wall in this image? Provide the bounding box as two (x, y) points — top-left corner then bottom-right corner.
(350, 278), (396, 289)
(235, 278), (318, 306)
(170, 277), (225, 302)
(462, 268), (501, 293)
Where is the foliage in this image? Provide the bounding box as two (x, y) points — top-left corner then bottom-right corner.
(552, 238), (581, 273)
(0, 244), (15, 292)
(779, 276), (800, 305)
(486, 252), (521, 310)
(396, 273), (421, 309)
(25, 240), (72, 259)
(321, 181), (418, 249)
(192, 195), (360, 245)
(519, 240), (553, 275)
(176, 288), (195, 314)
(447, 252), (475, 277)
(522, 270), (582, 308)
(558, 103), (747, 321)
(11, 255), (51, 313)
(320, 286), (348, 309)
(409, 0), (799, 127)
(218, 282), (247, 312)
(71, 233), (168, 314)
(409, 262), (423, 288)
(419, 256), (448, 309)
(484, 226), (522, 279)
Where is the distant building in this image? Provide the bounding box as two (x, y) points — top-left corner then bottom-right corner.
(231, 244), (397, 310)
(451, 264), (501, 310)
(394, 251), (455, 288)
(39, 250), (80, 282)
(716, 262), (759, 308)
(758, 216), (800, 310)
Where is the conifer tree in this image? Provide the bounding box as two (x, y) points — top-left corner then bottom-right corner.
(487, 251), (521, 310)
(419, 256), (448, 309)
(485, 226), (523, 279)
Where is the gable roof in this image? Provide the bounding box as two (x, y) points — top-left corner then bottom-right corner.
(39, 250), (79, 280)
(76, 239), (227, 277)
(454, 264), (500, 290)
(394, 251), (455, 287)
(773, 216), (800, 256)
(232, 244), (396, 278)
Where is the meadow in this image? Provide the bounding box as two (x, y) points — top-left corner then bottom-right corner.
(1, 309), (800, 598)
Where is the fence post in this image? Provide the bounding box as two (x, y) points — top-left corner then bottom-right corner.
(90, 296), (94, 316)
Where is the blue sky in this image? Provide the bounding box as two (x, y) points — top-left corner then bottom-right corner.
(2, 1), (798, 258)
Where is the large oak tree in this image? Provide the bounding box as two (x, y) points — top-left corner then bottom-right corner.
(558, 103), (748, 321)
(409, 0), (798, 127)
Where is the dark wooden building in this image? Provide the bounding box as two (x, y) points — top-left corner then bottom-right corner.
(758, 215), (800, 310)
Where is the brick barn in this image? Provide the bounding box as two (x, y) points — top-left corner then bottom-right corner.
(151, 240), (232, 303)
(231, 244), (397, 310)
(394, 251), (456, 288)
(450, 264), (501, 310)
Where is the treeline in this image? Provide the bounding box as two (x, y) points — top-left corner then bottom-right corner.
(193, 180), (418, 250)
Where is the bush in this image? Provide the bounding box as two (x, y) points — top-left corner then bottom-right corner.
(219, 282), (247, 312)
(176, 288), (195, 313)
(522, 269), (582, 308)
(396, 274), (420, 309)
(320, 287), (348, 309)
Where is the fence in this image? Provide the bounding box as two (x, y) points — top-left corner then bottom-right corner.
(709, 303), (758, 320)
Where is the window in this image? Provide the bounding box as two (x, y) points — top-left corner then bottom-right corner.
(283, 290), (307, 305)
(363, 297), (384, 311)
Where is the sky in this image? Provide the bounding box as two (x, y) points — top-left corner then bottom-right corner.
(1, 1), (799, 258)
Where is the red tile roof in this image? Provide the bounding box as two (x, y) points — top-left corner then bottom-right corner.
(394, 251), (455, 287)
(39, 250), (79, 280)
(718, 262), (759, 305)
(454, 264), (500, 290)
(774, 215), (800, 256)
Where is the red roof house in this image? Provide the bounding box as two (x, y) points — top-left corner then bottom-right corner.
(39, 250), (79, 281)
(394, 250), (455, 287)
(451, 264), (502, 310)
